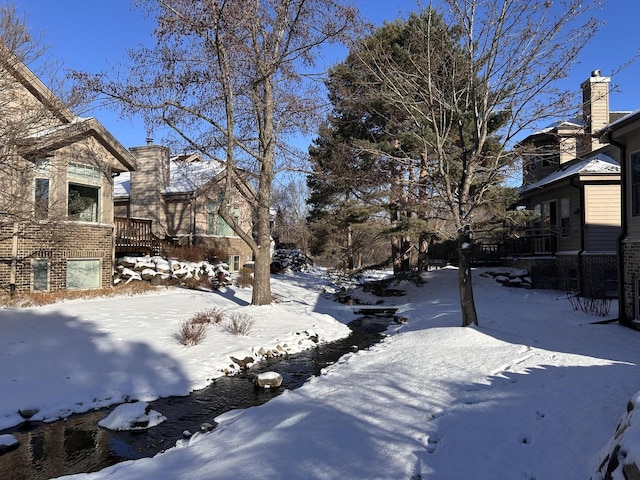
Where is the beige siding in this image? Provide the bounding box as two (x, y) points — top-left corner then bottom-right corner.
(584, 183), (621, 251)
(584, 184), (621, 226)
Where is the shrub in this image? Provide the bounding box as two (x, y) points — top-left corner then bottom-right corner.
(182, 274), (212, 291)
(164, 244), (228, 263)
(176, 319), (208, 346)
(566, 292), (612, 316)
(190, 307), (225, 325)
(222, 312), (255, 336)
(236, 268), (254, 288)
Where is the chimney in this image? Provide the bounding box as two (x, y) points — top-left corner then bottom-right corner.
(580, 69), (610, 154)
(128, 143), (171, 236)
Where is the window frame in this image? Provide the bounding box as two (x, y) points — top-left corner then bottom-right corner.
(32, 259), (50, 292)
(68, 183), (100, 222)
(66, 258), (101, 290)
(34, 177), (50, 220)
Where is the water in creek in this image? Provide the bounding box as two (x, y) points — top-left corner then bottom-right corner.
(0, 315), (394, 480)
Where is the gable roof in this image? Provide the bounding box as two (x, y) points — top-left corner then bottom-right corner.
(20, 117), (137, 172)
(2, 47), (136, 171)
(114, 156), (224, 197)
(519, 152), (620, 194)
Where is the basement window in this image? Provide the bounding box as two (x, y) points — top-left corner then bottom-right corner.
(32, 259), (49, 291)
(67, 259), (101, 290)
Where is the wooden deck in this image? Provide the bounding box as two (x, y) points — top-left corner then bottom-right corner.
(114, 217), (157, 254)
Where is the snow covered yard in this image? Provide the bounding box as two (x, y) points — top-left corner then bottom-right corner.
(0, 274), (352, 431)
(2, 267), (640, 479)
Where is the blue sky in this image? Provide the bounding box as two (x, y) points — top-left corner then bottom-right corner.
(19, 0), (640, 151)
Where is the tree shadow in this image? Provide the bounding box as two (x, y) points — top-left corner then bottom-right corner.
(0, 307), (190, 430)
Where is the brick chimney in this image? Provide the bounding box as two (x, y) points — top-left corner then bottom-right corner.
(581, 69), (610, 154)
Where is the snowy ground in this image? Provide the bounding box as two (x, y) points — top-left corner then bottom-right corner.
(2, 267), (640, 479)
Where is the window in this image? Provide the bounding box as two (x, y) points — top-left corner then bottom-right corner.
(560, 197), (570, 237)
(68, 184), (100, 222)
(206, 196), (238, 237)
(35, 158), (51, 174)
(632, 152), (640, 216)
(229, 255), (240, 271)
(32, 259), (49, 291)
(67, 259), (101, 289)
(542, 201), (557, 230)
(69, 162), (101, 183)
(34, 178), (49, 220)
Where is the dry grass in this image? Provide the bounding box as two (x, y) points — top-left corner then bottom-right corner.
(0, 281), (156, 308)
(176, 319), (208, 346)
(221, 312), (255, 336)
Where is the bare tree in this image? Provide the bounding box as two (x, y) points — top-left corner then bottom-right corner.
(72, 0), (359, 305)
(351, 0), (602, 325)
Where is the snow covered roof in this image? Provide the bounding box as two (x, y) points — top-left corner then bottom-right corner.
(597, 108), (640, 136)
(114, 156), (224, 197)
(21, 117), (137, 172)
(165, 157), (224, 193)
(537, 118), (584, 133)
(519, 152), (620, 194)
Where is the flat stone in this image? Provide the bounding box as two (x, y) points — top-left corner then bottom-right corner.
(255, 371), (283, 389)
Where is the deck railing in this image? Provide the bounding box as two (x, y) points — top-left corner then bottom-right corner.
(114, 217), (153, 253)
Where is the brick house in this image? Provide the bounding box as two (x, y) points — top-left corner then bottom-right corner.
(513, 70), (627, 297)
(113, 143), (254, 271)
(598, 109), (640, 324)
(0, 54), (137, 294)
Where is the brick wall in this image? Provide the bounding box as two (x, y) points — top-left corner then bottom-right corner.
(622, 240), (640, 321)
(581, 254), (618, 299)
(0, 221), (114, 294)
(510, 253), (617, 299)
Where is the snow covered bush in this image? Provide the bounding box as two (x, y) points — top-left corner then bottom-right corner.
(222, 312), (255, 336)
(270, 249), (313, 273)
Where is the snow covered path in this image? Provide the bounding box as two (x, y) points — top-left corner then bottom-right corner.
(57, 268), (640, 480)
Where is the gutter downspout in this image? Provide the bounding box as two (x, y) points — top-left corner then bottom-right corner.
(9, 222), (18, 296)
(605, 133), (627, 323)
(569, 176), (585, 294)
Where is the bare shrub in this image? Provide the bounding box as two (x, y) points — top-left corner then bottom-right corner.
(190, 307), (225, 325)
(176, 319), (207, 346)
(164, 244), (228, 263)
(236, 268), (254, 288)
(566, 292), (612, 317)
(182, 274), (211, 291)
(222, 312), (255, 336)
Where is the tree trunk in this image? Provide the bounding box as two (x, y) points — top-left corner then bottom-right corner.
(251, 168), (273, 306)
(457, 230), (478, 326)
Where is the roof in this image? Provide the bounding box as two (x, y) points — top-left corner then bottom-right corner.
(114, 156), (224, 197)
(519, 152), (620, 194)
(597, 108), (640, 136)
(1, 47), (136, 172)
(21, 117), (137, 172)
